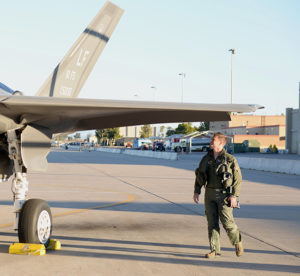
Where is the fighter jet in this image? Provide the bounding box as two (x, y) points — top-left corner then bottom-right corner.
(0, 1), (262, 247)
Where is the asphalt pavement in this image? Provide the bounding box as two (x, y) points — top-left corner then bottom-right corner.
(0, 150), (299, 275)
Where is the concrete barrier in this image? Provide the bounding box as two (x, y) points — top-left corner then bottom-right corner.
(236, 156), (300, 175)
(95, 147), (178, 160)
(123, 149), (178, 160)
(94, 147), (300, 175)
(96, 148), (122, 154)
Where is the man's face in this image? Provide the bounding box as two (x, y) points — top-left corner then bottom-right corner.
(210, 136), (225, 153)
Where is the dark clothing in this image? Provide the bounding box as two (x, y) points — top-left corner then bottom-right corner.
(194, 149), (242, 196)
(194, 149), (242, 253)
(204, 188), (241, 253)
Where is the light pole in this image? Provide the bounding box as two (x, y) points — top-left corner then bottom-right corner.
(179, 72), (186, 103)
(150, 86), (157, 101)
(228, 49), (235, 104)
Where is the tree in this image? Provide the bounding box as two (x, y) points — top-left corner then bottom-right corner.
(159, 125), (165, 137)
(175, 123), (196, 134)
(55, 133), (68, 141)
(166, 127), (175, 137)
(95, 129), (107, 144)
(196, 122), (210, 132)
(107, 128), (121, 145)
(95, 128), (121, 145)
(140, 125), (153, 138)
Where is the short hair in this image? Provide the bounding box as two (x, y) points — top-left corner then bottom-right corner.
(212, 132), (227, 144)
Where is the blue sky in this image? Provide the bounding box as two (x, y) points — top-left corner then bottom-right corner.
(0, 0), (299, 119)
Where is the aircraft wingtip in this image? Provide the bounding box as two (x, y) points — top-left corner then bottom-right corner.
(248, 104), (265, 110)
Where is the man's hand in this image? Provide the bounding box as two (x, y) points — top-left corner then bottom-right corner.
(228, 196), (237, 208)
(193, 193), (200, 204)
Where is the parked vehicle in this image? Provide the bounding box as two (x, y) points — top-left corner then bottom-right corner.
(153, 142), (165, 151)
(64, 142), (84, 151)
(170, 135), (184, 151)
(189, 138), (210, 152)
(125, 142), (133, 148)
(173, 137), (211, 152)
(133, 138), (152, 150)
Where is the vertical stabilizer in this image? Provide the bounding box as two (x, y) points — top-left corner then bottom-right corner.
(36, 1), (123, 97)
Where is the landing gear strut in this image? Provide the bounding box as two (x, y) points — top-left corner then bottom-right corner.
(7, 130), (52, 245)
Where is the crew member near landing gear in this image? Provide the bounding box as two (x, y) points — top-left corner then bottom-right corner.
(193, 132), (243, 258)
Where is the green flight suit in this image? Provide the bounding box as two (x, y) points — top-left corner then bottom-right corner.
(194, 149), (242, 254)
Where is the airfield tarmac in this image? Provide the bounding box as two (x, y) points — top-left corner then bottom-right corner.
(0, 150), (299, 275)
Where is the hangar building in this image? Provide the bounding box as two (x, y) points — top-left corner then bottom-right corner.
(286, 83), (300, 154)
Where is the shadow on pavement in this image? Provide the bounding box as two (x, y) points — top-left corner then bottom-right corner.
(45, 235), (300, 273)
(51, 250), (300, 273)
(0, 232), (299, 273)
(0, 201), (299, 222)
(0, 244), (9, 253)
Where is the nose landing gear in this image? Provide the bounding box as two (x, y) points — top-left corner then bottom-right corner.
(7, 130), (53, 247)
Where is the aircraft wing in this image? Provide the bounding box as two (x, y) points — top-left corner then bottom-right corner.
(0, 95), (262, 134)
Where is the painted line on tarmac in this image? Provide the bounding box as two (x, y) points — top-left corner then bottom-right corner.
(86, 164), (300, 259)
(84, 164), (204, 218)
(0, 192), (135, 229)
(119, 179), (300, 259)
(0, 223), (13, 229)
(52, 192), (135, 218)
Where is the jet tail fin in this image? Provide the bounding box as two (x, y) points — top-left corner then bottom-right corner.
(36, 1), (124, 97)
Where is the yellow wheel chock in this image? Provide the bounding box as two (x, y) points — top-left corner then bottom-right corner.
(46, 239), (61, 250)
(9, 239), (61, 255)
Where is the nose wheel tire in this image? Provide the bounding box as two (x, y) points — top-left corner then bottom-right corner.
(18, 199), (52, 246)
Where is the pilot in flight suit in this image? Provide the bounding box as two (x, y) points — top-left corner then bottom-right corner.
(193, 132), (243, 258)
